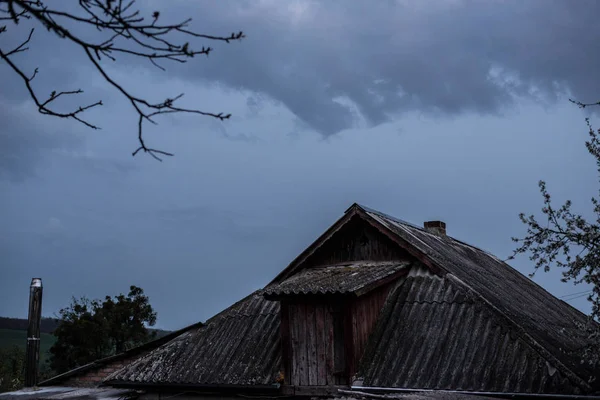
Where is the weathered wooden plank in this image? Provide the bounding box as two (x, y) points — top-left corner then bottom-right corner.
(297, 303), (309, 386)
(344, 303), (354, 383)
(289, 303), (300, 386)
(280, 302), (291, 384)
(315, 304), (327, 385)
(349, 282), (395, 372)
(333, 310), (346, 385)
(306, 304), (318, 386)
(351, 302), (358, 360)
(325, 304), (334, 386)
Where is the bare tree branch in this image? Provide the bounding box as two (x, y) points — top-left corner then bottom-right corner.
(0, 0), (245, 159)
(0, 29), (102, 128)
(570, 98), (600, 109)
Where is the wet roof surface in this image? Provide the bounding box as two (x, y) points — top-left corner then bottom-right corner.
(362, 205), (599, 390)
(106, 291), (281, 387)
(359, 274), (585, 393)
(264, 261), (411, 296)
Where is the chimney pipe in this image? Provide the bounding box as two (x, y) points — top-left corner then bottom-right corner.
(25, 278), (43, 388)
(424, 221), (446, 236)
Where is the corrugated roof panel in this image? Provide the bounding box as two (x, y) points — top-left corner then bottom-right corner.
(264, 261), (411, 296)
(360, 275), (585, 394)
(362, 207), (598, 389)
(106, 292), (281, 386)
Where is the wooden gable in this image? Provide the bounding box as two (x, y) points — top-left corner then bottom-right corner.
(272, 205), (425, 390)
(301, 215), (409, 269)
(271, 206), (414, 285)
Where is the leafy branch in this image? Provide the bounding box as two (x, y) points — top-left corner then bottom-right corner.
(511, 98), (600, 369)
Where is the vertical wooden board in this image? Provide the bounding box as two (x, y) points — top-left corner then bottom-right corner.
(333, 311), (346, 384)
(280, 303), (291, 383)
(306, 304), (318, 385)
(357, 300), (365, 363)
(353, 298), (361, 366)
(343, 304), (354, 383)
(360, 299), (367, 355)
(351, 302), (359, 359)
(365, 297), (372, 350)
(315, 304), (327, 385)
(289, 304), (300, 386)
(297, 303), (309, 386)
(325, 305), (334, 385)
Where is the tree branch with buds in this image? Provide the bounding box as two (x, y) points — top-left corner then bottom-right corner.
(0, 0), (244, 160)
(511, 98), (600, 370)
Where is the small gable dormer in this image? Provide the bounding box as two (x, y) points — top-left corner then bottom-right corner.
(265, 262), (411, 387)
(264, 205), (426, 390)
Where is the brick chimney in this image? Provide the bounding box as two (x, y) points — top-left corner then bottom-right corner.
(424, 220), (446, 236)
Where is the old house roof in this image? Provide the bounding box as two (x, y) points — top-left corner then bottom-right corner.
(359, 273), (584, 393)
(101, 203), (599, 396)
(357, 205), (598, 390)
(264, 261), (411, 297)
(39, 321), (204, 387)
(106, 291), (281, 389)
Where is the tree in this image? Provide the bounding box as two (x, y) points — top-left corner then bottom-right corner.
(0, 0), (244, 160)
(49, 285), (157, 374)
(511, 98), (600, 368)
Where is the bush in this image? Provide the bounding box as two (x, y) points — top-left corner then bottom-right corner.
(0, 346), (25, 393)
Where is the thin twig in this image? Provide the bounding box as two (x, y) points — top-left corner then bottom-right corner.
(0, 0), (244, 158)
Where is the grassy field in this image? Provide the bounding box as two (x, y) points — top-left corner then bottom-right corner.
(0, 328), (56, 365)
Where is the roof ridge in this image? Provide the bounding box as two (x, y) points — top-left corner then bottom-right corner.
(356, 204), (424, 231)
(357, 203), (500, 256)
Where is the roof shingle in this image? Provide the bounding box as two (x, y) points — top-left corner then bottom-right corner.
(264, 261), (411, 297)
(360, 274), (585, 393)
(106, 291), (281, 387)
(361, 205), (599, 391)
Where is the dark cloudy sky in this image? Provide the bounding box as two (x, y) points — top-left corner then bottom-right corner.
(1, 0), (598, 330)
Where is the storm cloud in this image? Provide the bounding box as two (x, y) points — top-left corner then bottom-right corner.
(154, 0), (600, 135)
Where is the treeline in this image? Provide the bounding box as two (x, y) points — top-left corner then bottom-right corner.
(0, 317), (171, 338)
(0, 317), (60, 334)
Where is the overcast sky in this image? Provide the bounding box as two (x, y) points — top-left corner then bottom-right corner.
(1, 0), (598, 330)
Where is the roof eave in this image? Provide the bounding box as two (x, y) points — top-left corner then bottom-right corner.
(39, 321), (205, 386)
(106, 380), (282, 394)
(348, 386), (600, 400)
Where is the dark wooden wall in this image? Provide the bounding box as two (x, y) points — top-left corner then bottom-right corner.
(287, 302), (349, 386)
(282, 282), (396, 388)
(280, 217), (410, 388)
(350, 282), (393, 372)
(303, 217), (408, 268)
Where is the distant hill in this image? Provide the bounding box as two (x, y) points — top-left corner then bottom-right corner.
(0, 317), (60, 334)
(0, 328), (56, 365)
(0, 317), (172, 385)
(0, 316), (171, 338)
